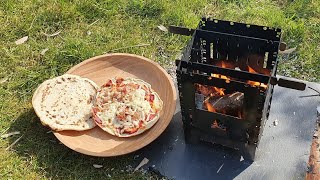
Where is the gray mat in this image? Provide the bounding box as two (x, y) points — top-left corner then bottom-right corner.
(136, 78), (320, 180)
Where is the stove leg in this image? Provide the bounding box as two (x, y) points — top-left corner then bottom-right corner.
(184, 126), (201, 144)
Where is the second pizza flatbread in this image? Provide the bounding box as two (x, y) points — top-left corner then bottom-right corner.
(32, 74), (98, 131)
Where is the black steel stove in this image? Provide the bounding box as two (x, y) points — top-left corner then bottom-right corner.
(171, 18), (306, 161)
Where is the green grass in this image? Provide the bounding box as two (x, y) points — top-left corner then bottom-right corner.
(0, 0), (319, 179)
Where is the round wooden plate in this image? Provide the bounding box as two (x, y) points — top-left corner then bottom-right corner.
(53, 53), (177, 156)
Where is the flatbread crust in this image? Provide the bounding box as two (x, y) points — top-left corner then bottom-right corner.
(32, 74), (98, 131)
(93, 77), (163, 137)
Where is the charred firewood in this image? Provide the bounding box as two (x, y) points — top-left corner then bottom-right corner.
(208, 92), (244, 117)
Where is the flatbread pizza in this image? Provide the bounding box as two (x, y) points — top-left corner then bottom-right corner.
(92, 77), (163, 137)
(32, 74), (98, 131)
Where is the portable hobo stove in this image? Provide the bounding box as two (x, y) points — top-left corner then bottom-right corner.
(171, 18), (306, 161)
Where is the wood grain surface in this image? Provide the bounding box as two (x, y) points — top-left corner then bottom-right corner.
(53, 53), (177, 156)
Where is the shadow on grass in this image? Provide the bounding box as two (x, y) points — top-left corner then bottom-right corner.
(7, 108), (144, 179)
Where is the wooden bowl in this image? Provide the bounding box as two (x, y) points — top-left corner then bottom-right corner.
(53, 53), (177, 156)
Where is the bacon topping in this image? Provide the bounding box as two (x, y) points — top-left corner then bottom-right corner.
(148, 113), (156, 122)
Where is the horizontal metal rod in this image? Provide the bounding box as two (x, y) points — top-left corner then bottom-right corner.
(176, 60), (306, 91)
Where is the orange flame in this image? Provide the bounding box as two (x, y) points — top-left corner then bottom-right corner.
(221, 61), (226, 68)
(210, 60), (234, 84)
(248, 66), (257, 74)
(247, 80), (267, 89)
(215, 60), (235, 69)
(211, 73), (219, 78)
(213, 87), (225, 96)
(247, 80), (260, 86)
(211, 73), (229, 83)
(247, 66), (268, 89)
(205, 102), (216, 112)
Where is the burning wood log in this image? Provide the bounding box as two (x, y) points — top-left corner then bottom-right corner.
(206, 92), (244, 118)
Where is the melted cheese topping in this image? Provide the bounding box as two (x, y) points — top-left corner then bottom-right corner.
(95, 78), (157, 134)
(130, 89), (151, 114)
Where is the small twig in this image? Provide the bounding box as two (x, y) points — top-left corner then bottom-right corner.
(107, 43), (150, 53)
(88, 19), (100, 27)
(134, 157), (149, 172)
(216, 163), (224, 173)
(6, 134), (24, 151)
(1, 131), (20, 138)
(42, 30), (62, 37)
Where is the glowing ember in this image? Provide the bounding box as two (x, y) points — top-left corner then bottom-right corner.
(211, 120), (219, 128)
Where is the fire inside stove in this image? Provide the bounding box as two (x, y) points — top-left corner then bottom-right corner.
(196, 83), (244, 121)
(194, 61), (270, 131)
(174, 18), (283, 161)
